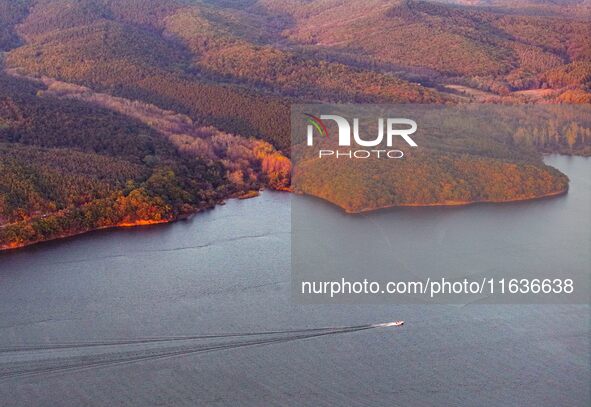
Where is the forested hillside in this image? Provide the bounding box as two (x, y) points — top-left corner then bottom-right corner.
(274, 0), (590, 100)
(292, 105), (585, 212)
(4, 0), (448, 151)
(0, 73), (288, 249)
(0, 0), (589, 249)
(0, 0), (30, 50)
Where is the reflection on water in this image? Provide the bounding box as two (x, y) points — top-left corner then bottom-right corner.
(0, 156), (589, 406)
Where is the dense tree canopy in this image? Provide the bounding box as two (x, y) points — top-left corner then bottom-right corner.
(0, 0), (589, 248)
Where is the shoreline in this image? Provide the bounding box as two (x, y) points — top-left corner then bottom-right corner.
(337, 187), (569, 214)
(0, 219), (171, 253)
(0, 186), (569, 252)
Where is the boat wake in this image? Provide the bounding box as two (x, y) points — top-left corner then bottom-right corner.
(0, 322), (403, 381)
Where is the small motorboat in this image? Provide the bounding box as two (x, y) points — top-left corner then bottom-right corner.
(374, 321), (404, 328)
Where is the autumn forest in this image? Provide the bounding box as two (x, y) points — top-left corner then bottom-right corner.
(0, 0), (590, 249)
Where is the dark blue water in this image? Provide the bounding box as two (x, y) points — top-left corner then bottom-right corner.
(0, 155), (588, 406)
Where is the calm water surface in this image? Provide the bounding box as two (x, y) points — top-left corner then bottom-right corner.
(0, 155), (589, 406)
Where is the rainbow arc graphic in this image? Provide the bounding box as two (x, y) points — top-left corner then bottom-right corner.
(304, 113), (329, 138)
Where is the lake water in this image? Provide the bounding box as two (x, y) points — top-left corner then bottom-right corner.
(292, 155), (590, 304)
(0, 155), (589, 406)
